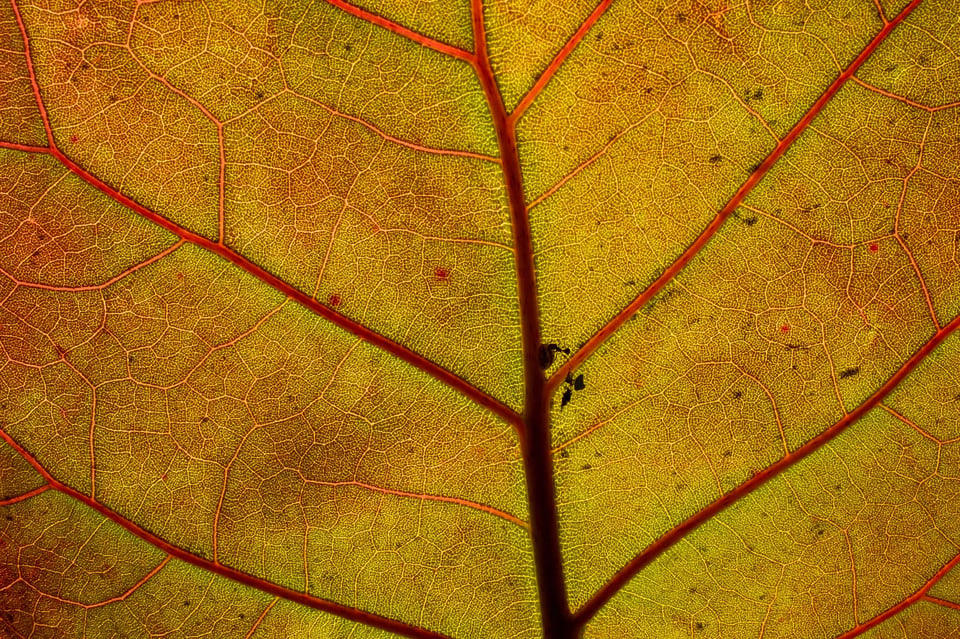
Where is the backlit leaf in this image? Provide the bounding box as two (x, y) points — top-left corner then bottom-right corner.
(1, 0), (958, 638)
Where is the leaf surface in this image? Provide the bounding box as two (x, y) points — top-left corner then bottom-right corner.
(1, 0), (959, 638)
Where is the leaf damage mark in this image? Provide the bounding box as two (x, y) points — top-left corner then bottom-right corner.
(839, 367), (860, 379)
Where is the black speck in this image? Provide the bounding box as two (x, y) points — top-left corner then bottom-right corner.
(559, 449), (569, 458)
(561, 388), (572, 408)
(238, 614), (245, 620)
(581, 464), (592, 470)
(573, 374), (585, 391)
(748, 162), (762, 172)
(839, 367), (860, 379)
(695, 622), (705, 631)
(743, 215), (758, 226)
(539, 344), (557, 368)
(731, 391), (742, 399)
(183, 601), (190, 607)
(723, 450), (732, 457)
(708, 154), (723, 164)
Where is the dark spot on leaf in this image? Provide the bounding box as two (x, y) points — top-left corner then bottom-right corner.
(238, 614), (245, 620)
(560, 387), (572, 408)
(708, 154), (723, 164)
(573, 374), (585, 391)
(183, 601), (190, 607)
(80, 62), (90, 70)
(581, 464), (591, 470)
(743, 215), (757, 226)
(839, 367), (860, 379)
(731, 391), (742, 399)
(539, 344), (556, 368)
(695, 622), (705, 631)
(625, 279), (636, 286)
(723, 450), (732, 457)
(559, 449), (569, 458)
(748, 162), (762, 172)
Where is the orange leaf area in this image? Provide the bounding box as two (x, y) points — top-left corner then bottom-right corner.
(2, 0), (960, 638)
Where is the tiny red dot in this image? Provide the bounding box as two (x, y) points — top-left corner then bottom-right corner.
(869, 243), (879, 253)
(69, 135), (79, 143)
(434, 267), (449, 280)
(161, 473), (167, 481)
(328, 294), (341, 307)
(176, 272), (184, 281)
(780, 324), (790, 333)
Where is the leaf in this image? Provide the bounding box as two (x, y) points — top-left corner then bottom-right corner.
(1, 0), (959, 638)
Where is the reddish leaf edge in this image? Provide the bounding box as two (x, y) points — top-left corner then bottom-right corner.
(547, 0), (924, 398)
(571, 311), (960, 629)
(0, 428), (452, 639)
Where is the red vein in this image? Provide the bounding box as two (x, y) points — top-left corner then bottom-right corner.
(324, 0), (475, 64)
(10, 0), (53, 146)
(291, 92), (499, 162)
(0, 141), (51, 153)
(548, 0), (925, 397)
(26, 556), (172, 609)
(243, 597), (280, 639)
(922, 595), (960, 612)
(7, 15), (517, 433)
(304, 479), (528, 529)
(0, 425), (452, 639)
(509, 0), (613, 123)
(0, 484), (49, 507)
(472, 0), (572, 636)
(851, 77), (960, 112)
(527, 118), (647, 210)
(573, 310), (960, 627)
(834, 551), (960, 638)
(0, 241), (185, 292)
(32, 149), (520, 429)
